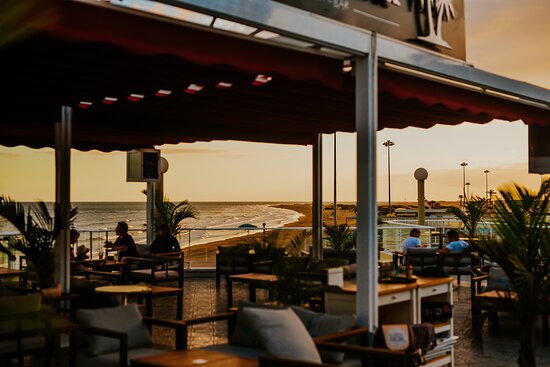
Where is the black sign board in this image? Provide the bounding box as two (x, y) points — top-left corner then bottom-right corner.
(529, 124), (550, 174)
(274, 0), (465, 60)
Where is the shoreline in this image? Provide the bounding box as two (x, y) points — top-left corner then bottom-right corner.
(185, 203), (356, 264)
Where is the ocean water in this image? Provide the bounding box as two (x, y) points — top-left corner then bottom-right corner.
(0, 201), (302, 249)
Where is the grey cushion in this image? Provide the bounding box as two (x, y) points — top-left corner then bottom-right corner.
(407, 248), (438, 266)
(291, 306), (355, 363)
(230, 301), (285, 348)
(484, 266), (512, 292)
(76, 304), (152, 356)
(242, 307), (322, 363)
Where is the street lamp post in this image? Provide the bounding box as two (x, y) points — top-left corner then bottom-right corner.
(382, 140), (395, 215)
(484, 170), (490, 200)
(460, 162), (468, 205)
(465, 182), (471, 199)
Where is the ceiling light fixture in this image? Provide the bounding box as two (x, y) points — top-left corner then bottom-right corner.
(78, 101), (92, 109)
(128, 94), (144, 102)
(102, 97), (118, 105)
(252, 75), (272, 86)
(155, 89), (172, 97)
(342, 59), (353, 73)
(216, 82), (233, 89)
(185, 84), (204, 94)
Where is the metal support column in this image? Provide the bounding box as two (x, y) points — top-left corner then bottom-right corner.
(146, 182), (155, 244)
(333, 134), (337, 226)
(355, 34), (378, 330)
(312, 134), (323, 259)
(54, 106), (72, 294)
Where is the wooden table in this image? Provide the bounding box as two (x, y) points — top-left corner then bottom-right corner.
(84, 260), (125, 283)
(226, 273), (277, 309)
(95, 285), (151, 304)
(0, 267), (26, 278)
(0, 267), (27, 286)
(131, 349), (257, 367)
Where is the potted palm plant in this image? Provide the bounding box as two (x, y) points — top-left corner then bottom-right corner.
(447, 195), (489, 240)
(323, 223), (356, 259)
(474, 180), (550, 367)
(142, 191), (198, 237)
(153, 195), (198, 237)
(0, 195), (77, 289)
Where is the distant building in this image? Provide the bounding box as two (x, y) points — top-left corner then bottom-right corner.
(393, 208), (449, 218)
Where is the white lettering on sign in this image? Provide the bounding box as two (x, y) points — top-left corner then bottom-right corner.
(417, 0), (455, 49)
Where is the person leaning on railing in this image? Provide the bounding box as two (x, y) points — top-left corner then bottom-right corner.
(104, 221), (138, 262)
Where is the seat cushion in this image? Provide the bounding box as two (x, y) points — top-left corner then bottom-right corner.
(291, 306), (355, 363)
(0, 293), (42, 316)
(230, 301), (285, 348)
(76, 304), (152, 356)
(484, 266), (512, 292)
(242, 307), (322, 363)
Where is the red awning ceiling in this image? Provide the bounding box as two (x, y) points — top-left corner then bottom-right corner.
(378, 69), (550, 129)
(0, 0), (548, 152)
(36, 0), (343, 90)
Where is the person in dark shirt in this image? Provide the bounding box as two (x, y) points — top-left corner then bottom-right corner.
(104, 221), (138, 262)
(70, 229), (80, 260)
(150, 225), (181, 254)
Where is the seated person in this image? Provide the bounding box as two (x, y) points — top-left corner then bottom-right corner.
(104, 221), (138, 262)
(75, 245), (90, 261)
(401, 228), (423, 263)
(72, 244), (90, 274)
(438, 230), (469, 254)
(70, 229), (80, 260)
(150, 225), (181, 255)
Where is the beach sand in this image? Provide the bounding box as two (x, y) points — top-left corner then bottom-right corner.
(185, 203), (357, 266)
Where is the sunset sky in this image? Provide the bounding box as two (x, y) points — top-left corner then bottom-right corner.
(0, 0), (548, 203)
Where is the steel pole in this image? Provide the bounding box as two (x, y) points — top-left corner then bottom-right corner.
(55, 106), (72, 294)
(312, 134), (323, 259)
(355, 33), (378, 332)
(387, 144), (391, 214)
(334, 134), (337, 226)
(484, 170), (489, 200)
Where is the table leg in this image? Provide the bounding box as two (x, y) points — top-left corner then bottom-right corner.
(249, 283), (256, 303)
(543, 312), (549, 347)
(146, 295), (153, 317)
(227, 278), (233, 309)
(177, 288), (183, 320)
(122, 294), (128, 305)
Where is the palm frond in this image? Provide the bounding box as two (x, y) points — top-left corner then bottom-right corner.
(446, 196), (488, 239)
(0, 195), (26, 234)
(153, 195), (198, 237)
(287, 230), (310, 257)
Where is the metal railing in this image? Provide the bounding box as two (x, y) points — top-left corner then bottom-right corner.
(1, 224), (451, 269)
